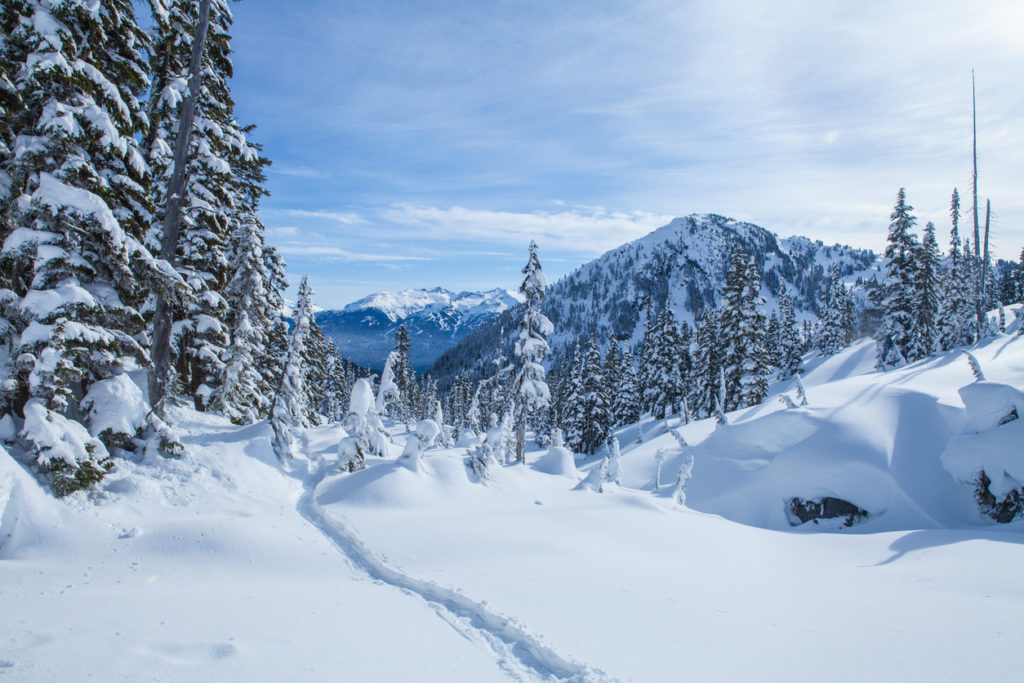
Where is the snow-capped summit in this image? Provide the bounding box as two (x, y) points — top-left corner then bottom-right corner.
(429, 213), (879, 386)
(318, 287), (523, 370)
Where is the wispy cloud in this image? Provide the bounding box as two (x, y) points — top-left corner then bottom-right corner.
(381, 204), (673, 255)
(274, 245), (432, 262)
(282, 209), (365, 225)
(269, 164), (332, 179)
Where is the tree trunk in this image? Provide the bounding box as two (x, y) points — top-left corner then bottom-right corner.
(149, 0), (213, 414)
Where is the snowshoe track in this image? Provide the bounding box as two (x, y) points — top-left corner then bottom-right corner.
(297, 468), (611, 683)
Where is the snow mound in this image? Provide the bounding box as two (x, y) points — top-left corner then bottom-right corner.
(81, 374), (148, 442)
(941, 380), (1024, 499)
(533, 445), (577, 478)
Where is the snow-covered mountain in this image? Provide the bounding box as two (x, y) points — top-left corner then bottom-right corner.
(317, 287), (524, 371)
(430, 214), (879, 386)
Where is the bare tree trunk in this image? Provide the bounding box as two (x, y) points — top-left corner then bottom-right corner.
(971, 70), (984, 339)
(982, 198), (991, 310)
(149, 0), (213, 414)
(515, 410), (526, 463)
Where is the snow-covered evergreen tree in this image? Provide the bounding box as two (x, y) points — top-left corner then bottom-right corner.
(391, 324), (415, 423)
(690, 308), (721, 419)
(562, 342), (587, 453)
(613, 347), (641, 426)
(578, 335), (613, 454)
(603, 335), (622, 425)
(513, 240), (552, 463)
(147, 0), (259, 409)
(211, 213), (278, 423)
(270, 276), (314, 463)
(719, 247), (768, 409)
(909, 221), (941, 358)
(875, 188), (920, 368)
(938, 190), (976, 350)
(0, 0), (184, 492)
(775, 285), (802, 378)
(817, 266), (856, 355)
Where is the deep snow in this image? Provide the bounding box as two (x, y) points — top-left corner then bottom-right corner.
(2, 329), (1023, 681)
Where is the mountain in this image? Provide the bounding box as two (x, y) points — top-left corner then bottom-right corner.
(316, 287), (524, 371)
(429, 214), (879, 387)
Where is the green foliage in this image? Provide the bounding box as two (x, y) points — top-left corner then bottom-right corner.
(43, 457), (115, 498)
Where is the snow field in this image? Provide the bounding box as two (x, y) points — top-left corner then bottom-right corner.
(2, 330), (1023, 681)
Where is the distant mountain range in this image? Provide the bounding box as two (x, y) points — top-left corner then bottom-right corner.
(316, 287), (523, 371)
(427, 214), (880, 387)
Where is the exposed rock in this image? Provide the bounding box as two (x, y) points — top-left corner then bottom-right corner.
(787, 496), (868, 527)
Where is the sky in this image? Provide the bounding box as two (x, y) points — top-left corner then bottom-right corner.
(225, 0), (1024, 308)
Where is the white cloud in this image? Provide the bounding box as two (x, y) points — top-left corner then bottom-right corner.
(274, 244), (432, 262)
(269, 165), (331, 179)
(283, 209), (365, 225)
(381, 204), (673, 255)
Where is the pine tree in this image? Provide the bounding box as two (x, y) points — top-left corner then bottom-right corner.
(0, 0), (184, 492)
(719, 248), (768, 409)
(690, 308), (721, 419)
(148, 0), (259, 409)
(603, 335), (623, 425)
(562, 342), (586, 453)
(937, 190), (976, 350)
(270, 276), (315, 463)
(765, 310), (780, 372)
(513, 241), (552, 463)
(875, 188), (920, 368)
(212, 214), (277, 423)
(614, 348), (641, 426)
(817, 266), (855, 355)
(775, 285), (802, 378)
(909, 221), (941, 358)
(391, 324), (415, 422)
(578, 335), (612, 454)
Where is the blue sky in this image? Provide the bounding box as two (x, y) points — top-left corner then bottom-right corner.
(226, 0), (1024, 308)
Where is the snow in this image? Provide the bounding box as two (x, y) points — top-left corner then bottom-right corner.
(2, 334), (1023, 680)
(20, 398), (108, 468)
(341, 286), (523, 322)
(81, 375), (149, 441)
(18, 283), (97, 319)
(347, 377), (374, 418)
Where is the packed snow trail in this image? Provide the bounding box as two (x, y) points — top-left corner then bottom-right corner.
(296, 463), (611, 683)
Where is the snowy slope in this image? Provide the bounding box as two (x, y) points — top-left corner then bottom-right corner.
(316, 287), (522, 371)
(0, 413), (509, 682)
(3, 329), (1023, 681)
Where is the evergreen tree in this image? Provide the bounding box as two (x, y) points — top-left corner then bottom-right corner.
(578, 335), (612, 454)
(562, 342), (586, 453)
(875, 188), (920, 368)
(391, 324), (414, 422)
(776, 285), (802, 378)
(148, 0), (258, 408)
(603, 335), (623, 425)
(719, 247), (768, 409)
(765, 311), (780, 370)
(908, 221), (941, 358)
(817, 266), (855, 355)
(212, 213), (279, 423)
(270, 276), (314, 463)
(690, 309), (721, 419)
(614, 348), (642, 426)
(0, 0), (182, 492)
(513, 241), (552, 463)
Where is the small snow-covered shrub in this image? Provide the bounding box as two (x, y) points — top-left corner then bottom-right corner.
(21, 399), (112, 496)
(973, 471), (1023, 524)
(940, 379), (1024, 522)
(81, 375), (148, 450)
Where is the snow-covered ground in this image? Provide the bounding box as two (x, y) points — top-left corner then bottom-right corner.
(3, 330), (1024, 681)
